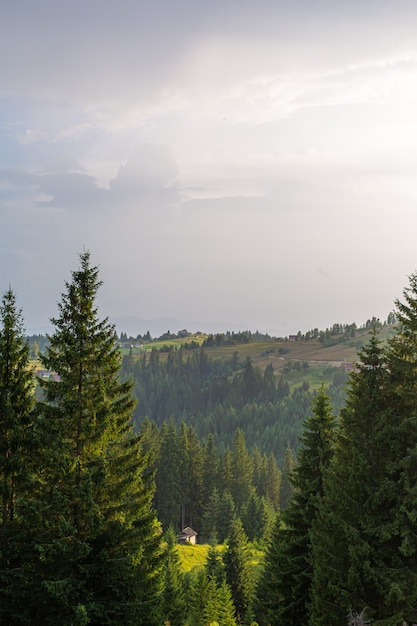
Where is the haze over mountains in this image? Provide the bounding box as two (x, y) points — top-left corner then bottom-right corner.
(3, 1), (417, 340)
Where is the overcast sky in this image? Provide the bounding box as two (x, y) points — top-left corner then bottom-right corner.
(2, 0), (417, 336)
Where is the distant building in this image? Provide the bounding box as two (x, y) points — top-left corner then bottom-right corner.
(178, 526), (198, 545)
(35, 369), (60, 382)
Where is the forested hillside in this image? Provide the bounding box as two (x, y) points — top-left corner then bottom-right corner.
(120, 323), (395, 465)
(6, 252), (417, 624)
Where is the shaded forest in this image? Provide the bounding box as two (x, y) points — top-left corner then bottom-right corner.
(121, 345), (348, 463)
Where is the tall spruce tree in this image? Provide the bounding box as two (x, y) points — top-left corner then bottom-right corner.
(156, 419), (181, 529)
(230, 428), (253, 512)
(0, 288), (36, 624)
(201, 487), (221, 544)
(162, 526), (187, 625)
(223, 517), (254, 624)
(202, 577), (238, 626)
(279, 443), (295, 510)
(204, 545), (237, 625)
(24, 252), (163, 625)
(255, 385), (336, 626)
(178, 423), (204, 530)
(264, 453), (281, 510)
(202, 433), (220, 506)
(309, 331), (414, 624)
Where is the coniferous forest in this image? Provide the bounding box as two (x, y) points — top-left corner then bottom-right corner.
(3, 252), (417, 624)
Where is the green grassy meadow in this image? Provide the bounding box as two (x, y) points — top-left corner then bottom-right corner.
(178, 542), (264, 578)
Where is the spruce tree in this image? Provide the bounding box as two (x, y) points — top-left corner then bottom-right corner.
(223, 517), (254, 624)
(178, 423), (204, 530)
(201, 487), (221, 544)
(25, 252), (163, 625)
(255, 385), (336, 626)
(205, 544), (225, 585)
(241, 491), (262, 542)
(202, 434), (220, 506)
(309, 332), (412, 624)
(204, 546), (237, 625)
(156, 419), (181, 529)
(217, 490), (236, 543)
(230, 428), (253, 512)
(203, 576), (237, 626)
(185, 569), (210, 626)
(0, 288), (35, 624)
(279, 443), (295, 510)
(264, 453), (281, 510)
(185, 425), (204, 528)
(253, 513), (283, 625)
(162, 526), (187, 626)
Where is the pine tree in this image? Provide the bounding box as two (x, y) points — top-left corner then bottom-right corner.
(255, 385), (336, 626)
(252, 513), (282, 626)
(156, 419), (181, 530)
(279, 443), (295, 509)
(204, 546), (237, 625)
(223, 517), (254, 624)
(186, 425), (204, 528)
(264, 453), (281, 510)
(262, 362), (276, 402)
(241, 491), (262, 541)
(162, 526), (187, 626)
(137, 416), (161, 467)
(205, 544), (225, 585)
(202, 433), (220, 506)
(251, 445), (264, 497)
(185, 569), (210, 626)
(217, 490), (236, 543)
(179, 422), (190, 529)
(201, 487), (221, 544)
(178, 423), (204, 530)
(240, 359), (262, 403)
(220, 447), (233, 495)
(309, 332), (413, 624)
(0, 288), (36, 624)
(203, 576), (238, 626)
(25, 252), (163, 625)
(241, 491), (276, 544)
(230, 428), (253, 512)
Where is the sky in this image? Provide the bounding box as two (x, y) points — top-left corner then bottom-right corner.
(2, 0), (417, 336)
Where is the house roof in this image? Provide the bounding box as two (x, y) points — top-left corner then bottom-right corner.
(180, 526), (197, 537)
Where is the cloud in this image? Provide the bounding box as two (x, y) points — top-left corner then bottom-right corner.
(2, 1), (417, 336)
(0, 168), (37, 188)
(109, 144), (180, 205)
(3, 0), (417, 126)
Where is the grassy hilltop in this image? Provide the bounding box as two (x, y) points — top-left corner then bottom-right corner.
(121, 323), (396, 391)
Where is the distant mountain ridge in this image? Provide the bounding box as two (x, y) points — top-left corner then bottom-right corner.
(109, 315), (274, 338)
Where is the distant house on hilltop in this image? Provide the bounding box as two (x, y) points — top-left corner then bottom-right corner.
(35, 369), (60, 382)
(178, 526), (197, 545)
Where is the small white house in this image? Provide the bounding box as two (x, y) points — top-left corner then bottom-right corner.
(178, 527), (197, 545)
